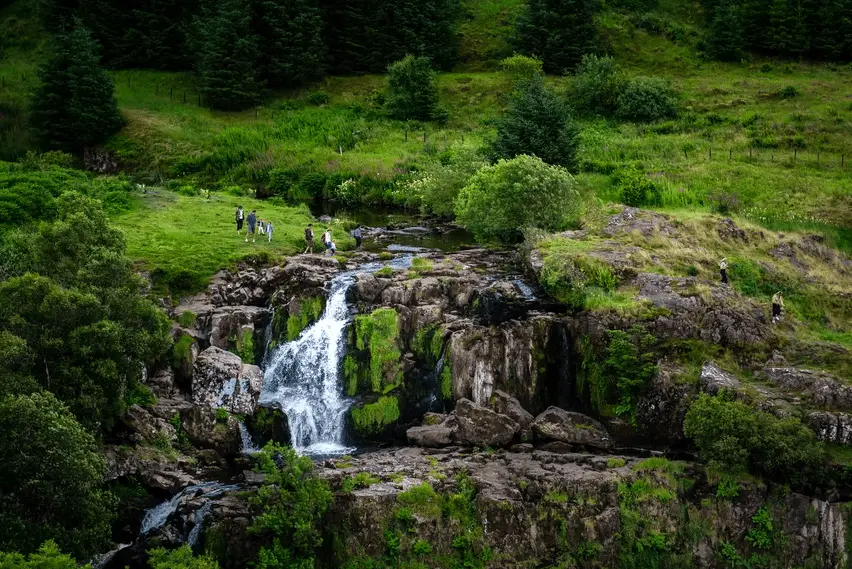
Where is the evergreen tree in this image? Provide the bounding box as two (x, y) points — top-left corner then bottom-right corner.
(29, 24), (124, 152)
(192, 0), (263, 111)
(513, 0), (599, 74)
(491, 74), (579, 169)
(385, 55), (443, 122)
(707, 0), (745, 61)
(255, 0), (325, 87)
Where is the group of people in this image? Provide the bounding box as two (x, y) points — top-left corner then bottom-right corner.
(719, 257), (785, 324)
(303, 224), (364, 255)
(235, 206), (273, 243)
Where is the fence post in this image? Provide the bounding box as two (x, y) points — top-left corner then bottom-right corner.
(729, 149), (732, 161)
(338, 145), (343, 155)
(794, 148), (797, 161)
(709, 148), (712, 160)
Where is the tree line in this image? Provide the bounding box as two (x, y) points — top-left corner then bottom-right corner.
(703, 0), (852, 61)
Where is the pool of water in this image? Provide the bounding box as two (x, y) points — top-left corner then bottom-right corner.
(308, 203), (476, 253)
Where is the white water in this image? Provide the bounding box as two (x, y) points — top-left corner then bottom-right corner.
(239, 421), (260, 454)
(260, 258), (411, 455)
(187, 502), (212, 547)
(140, 482), (238, 536)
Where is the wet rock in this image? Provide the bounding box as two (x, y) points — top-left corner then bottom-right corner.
(352, 273), (388, 304)
(145, 367), (177, 398)
(635, 363), (695, 445)
(124, 405), (176, 444)
(182, 406), (242, 456)
(699, 361), (742, 395)
(489, 390), (535, 429)
(453, 398), (519, 447)
(191, 347), (262, 415)
(208, 306), (269, 353)
(531, 407), (613, 450)
(808, 412), (852, 446)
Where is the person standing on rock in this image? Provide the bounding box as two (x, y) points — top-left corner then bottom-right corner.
(304, 223), (315, 254)
(246, 209), (257, 243)
(329, 239), (337, 256)
(719, 257), (728, 284)
(266, 219), (274, 243)
(352, 226), (363, 249)
(235, 206), (244, 235)
(323, 228), (332, 252)
(772, 291), (784, 323)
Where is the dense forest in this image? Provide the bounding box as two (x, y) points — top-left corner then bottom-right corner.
(1, 0), (852, 567)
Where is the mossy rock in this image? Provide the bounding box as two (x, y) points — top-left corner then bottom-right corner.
(172, 332), (198, 385)
(246, 406), (291, 446)
(348, 395), (401, 442)
(273, 294), (326, 343)
(350, 308), (404, 394)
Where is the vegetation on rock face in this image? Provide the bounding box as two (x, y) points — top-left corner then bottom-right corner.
(0, 392), (115, 559)
(0, 541), (83, 569)
(353, 308), (403, 394)
(149, 546), (220, 569)
(455, 155), (580, 244)
(280, 295), (325, 342)
(350, 396), (401, 437)
(250, 443), (333, 568)
(29, 24), (124, 151)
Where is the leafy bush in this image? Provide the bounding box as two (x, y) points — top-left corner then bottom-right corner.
(540, 253), (619, 309)
(616, 76), (678, 122)
(499, 54), (544, 83)
(614, 167), (662, 207)
(708, 190), (741, 215)
(399, 145), (488, 217)
(683, 393), (825, 485)
(250, 443), (333, 568)
(149, 545), (220, 569)
(491, 74), (580, 169)
(455, 155), (580, 244)
(0, 393), (115, 558)
(385, 55), (444, 122)
(573, 54), (625, 116)
(777, 85), (799, 99)
(307, 90), (330, 105)
(0, 541), (80, 569)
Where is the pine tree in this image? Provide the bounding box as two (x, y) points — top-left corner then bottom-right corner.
(513, 0), (598, 74)
(29, 23), (124, 152)
(255, 0), (325, 87)
(707, 0), (745, 61)
(491, 73), (579, 169)
(192, 0), (263, 111)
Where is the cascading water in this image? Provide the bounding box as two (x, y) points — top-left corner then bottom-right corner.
(260, 257), (411, 455)
(140, 482), (238, 536)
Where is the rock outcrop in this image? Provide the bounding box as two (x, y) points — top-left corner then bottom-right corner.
(530, 407), (613, 449)
(454, 398), (519, 447)
(191, 347), (262, 415)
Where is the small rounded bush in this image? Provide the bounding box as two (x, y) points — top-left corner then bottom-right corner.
(616, 76), (678, 122)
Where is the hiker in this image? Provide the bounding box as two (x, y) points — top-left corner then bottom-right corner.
(719, 258), (728, 284)
(258, 217), (265, 236)
(304, 223), (315, 254)
(323, 228), (332, 252)
(329, 240), (337, 256)
(246, 209), (257, 243)
(235, 206), (244, 234)
(266, 219), (274, 243)
(771, 291), (784, 323)
(352, 226), (363, 249)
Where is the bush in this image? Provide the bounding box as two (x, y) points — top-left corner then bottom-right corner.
(400, 146), (488, 217)
(708, 190), (740, 215)
(684, 393), (825, 485)
(616, 76), (678, 122)
(614, 167), (662, 207)
(149, 545), (220, 569)
(777, 85), (799, 99)
(0, 393), (115, 558)
(307, 90), (330, 105)
(499, 54), (544, 83)
(0, 541), (80, 569)
(573, 54), (625, 116)
(385, 55), (443, 122)
(455, 155), (580, 244)
(491, 74), (580, 169)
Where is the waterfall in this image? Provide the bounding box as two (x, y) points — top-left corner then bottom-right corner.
(140, 482), (238, 536)
(239, 421), (259, 454)
(187, 502), (212, 547)
(260, 257), (411, 455)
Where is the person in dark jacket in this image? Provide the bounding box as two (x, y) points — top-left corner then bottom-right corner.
(245, 210), (257, 243)
(352, 226), (363, 249)
(719, 258), (728, 284)
(304, 224), (315, 254)
(235, 206), (244, 234)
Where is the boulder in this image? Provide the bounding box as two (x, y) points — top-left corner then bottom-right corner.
(192, 347), (263, 415)
(407, 425), (455, 448)
(699, 361), (742, 395)
(124, 404), (176, 444)
(489, 390), (534, 428)
(146, 367), (177, 397)
(808, 412), (852, 446)
(208, 306), (269, 354)
(531, 407), (612, 450)
(182, 406), (242, 456)
(763, 367), (852, 411)
(635, 363), (695, 445)
(453, 398), (519, 447)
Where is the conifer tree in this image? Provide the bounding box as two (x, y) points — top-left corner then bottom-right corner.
(513, 0), (598, 74)
(192, 0), (263, 111)
(255, 0), (325, 87)
(707, 0), (745, 61)
(491, 73), (579, 169)
(29, 23), (124, 152)
(385, 55), (443, 122)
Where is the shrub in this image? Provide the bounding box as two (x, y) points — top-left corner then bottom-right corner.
(573, 54), (625, 116)
(402, 146), (488, 217)
(455, 155), (580, 244)
(149, 545), (220, 569)
(491, 73), (580, 169)
(307, 90), (330, 105)
(0, 541), (80, 569)
(385, 55), (443, 122)
(683, 393), (825, 485)
(500, 54), (544, 83)
(777, 85), (799, 99)
(614, 167), (662, 207)
(267, 168), (300, 198)
(0, 393), (115, 558)
(616, 76), (678, 122)
(708, 190), (740, 215)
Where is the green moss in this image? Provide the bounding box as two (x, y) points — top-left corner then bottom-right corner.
(344, 354), (360, 396)
(215, 408), (229, 422)
(237, 328), (256, 364)
(411, 257), (434, 272)
(350, 396), (400, 436)
(379, 252), (394, 261)
(342, 471), (380, 493)
(440, 359), (453, 401)
(411, 324), (444, 365)
(607, 458), (627, 468)
(375, 266), (393, 278)
(354, 308), (403, 393)
(283, 296), (325, 342)
(176, 310), (197, 328)
(173, 333), (195, 373)
(397, 482), (442, 518)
